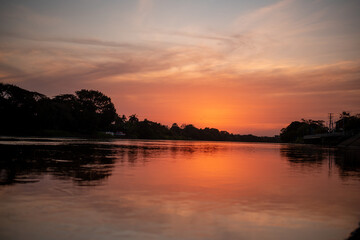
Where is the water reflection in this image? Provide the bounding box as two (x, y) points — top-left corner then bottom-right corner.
(281, 145), (327, 164)
(280, 144), (360, 180)
(0, 144), (117, 186)
(0, 140), (223, 186)
(334, 149), (360, 179)
(2, 141), (359, 187)
(1, 140), (360, 240)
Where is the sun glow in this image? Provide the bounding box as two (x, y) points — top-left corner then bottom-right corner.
(194, 106), (232, 126)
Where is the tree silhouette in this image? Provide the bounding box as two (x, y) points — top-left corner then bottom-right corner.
(76, 90), (117, 132)
(280, 119), (328, 143)
(336, 112), (360, 132)
(0, 83), (279, 142)
(0, 83), (118, 135)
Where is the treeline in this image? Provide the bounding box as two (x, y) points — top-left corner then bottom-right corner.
(280, 113), (360, 143)
(280, 119), (328, 143)
(0, 83), (117, 135)
(0, 83), (278, 142)
(122, 119), (277, 142)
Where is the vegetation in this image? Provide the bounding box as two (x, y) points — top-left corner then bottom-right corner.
(336, 111), (360, 133)
(280, 119), (328, 143)
(0, 83), (278, 142)
(0, 83), (116, 136)
(280, 113), (360, 143)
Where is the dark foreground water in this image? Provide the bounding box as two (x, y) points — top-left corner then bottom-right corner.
(0, 138), (360, 240)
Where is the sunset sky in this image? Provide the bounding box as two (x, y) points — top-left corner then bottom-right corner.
(0, 0), (359, 136)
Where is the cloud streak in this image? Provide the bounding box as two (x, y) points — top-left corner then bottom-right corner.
(0, 31), (152, 51)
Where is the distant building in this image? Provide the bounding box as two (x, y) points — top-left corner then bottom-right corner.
(115, 131), (126, 136)
(104, 131), (126, 137)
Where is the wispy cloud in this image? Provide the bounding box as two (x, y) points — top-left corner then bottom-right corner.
(235, 0), (294, 29)
(0, 63), (27, 81)
(154, 29), (254, 55)
(0, 31), (152, 51)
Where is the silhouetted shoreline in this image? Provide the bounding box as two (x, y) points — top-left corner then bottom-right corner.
(0, 83), (279, 143)
(280, 115), (360, 146)
(3, 82), (358, 145)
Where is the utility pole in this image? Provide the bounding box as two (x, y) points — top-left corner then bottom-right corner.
(328, 113), (333, 132)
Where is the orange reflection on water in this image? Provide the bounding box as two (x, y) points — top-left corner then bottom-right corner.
(0, 140), (360, 240)
(100, 141), (360, 239)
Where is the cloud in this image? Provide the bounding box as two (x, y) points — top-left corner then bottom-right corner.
(230, 0), (360, 67)
(49, 37), (148, 50)
(1, 31), (359, 97)
(235, 0), (294, 29)
(0, 63), (25, 80)
(157, 30), (249, 45)
(1, 41), (359, 135)
(0, 31), (151, 51)
(153, 29), (254, 55)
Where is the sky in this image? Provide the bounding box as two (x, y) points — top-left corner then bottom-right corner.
(0, 0), (359, 136)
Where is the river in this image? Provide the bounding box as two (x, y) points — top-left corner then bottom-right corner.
(0, 138), (359, 240)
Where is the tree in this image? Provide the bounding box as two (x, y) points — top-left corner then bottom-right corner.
(128, 114), (139, 123)
(280, 119), (328, 143)
(336, 112), (360, 132)
(75, 90), (117, 132)
(0, 83), (48, 134)
(182, 124), (201, 139)
(170, 123), (181, 136)
(47, 94), (80, 130)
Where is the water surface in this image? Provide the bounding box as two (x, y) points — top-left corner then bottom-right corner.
(0, 139), (359, 240)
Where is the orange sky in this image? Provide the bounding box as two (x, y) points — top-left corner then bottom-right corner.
(0, 0), (359, 135)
